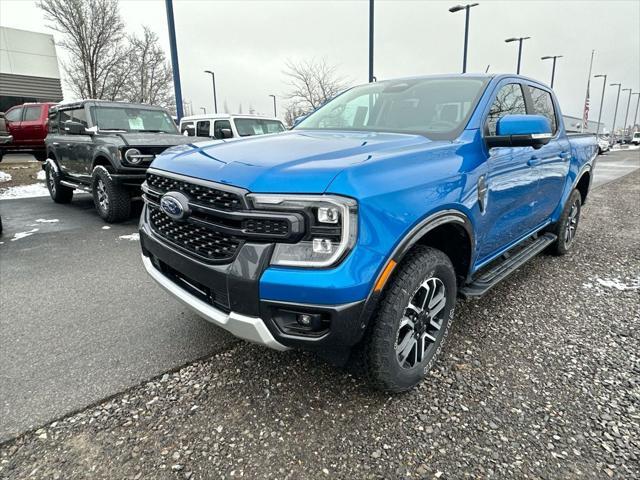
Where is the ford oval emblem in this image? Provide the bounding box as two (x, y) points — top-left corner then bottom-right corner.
(160, 191), (190, 220)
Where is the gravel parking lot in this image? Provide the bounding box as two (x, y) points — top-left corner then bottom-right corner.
(1, 167), (638, 479)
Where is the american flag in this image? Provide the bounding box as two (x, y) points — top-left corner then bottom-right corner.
(582, 84), (590, 130)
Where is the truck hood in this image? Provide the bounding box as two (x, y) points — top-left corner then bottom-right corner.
(115, 132), (204, 147)
(150, 130), (437, 193)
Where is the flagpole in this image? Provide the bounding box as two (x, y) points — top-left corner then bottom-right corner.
(581, 49), (595, 133)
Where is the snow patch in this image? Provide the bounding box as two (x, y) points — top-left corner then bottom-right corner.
(35, 218), (59, 223)
(119, 233), (139, 241)
(102, 226), (111, 230)
(37, 170), (46, 180)
(584, 276), (640, 292)
(11, 228), (39, 241)
(0, 171), (12, 183)
(0, 183), (50, 200)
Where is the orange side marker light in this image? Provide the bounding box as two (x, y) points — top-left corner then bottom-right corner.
(374, 260), (397, 292)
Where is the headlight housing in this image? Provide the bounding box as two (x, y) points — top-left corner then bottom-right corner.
(248, 194), (357, 268)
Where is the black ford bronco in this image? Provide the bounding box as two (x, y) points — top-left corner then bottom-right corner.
(43, 100), (196, 222)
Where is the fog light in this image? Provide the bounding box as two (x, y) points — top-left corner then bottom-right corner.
(312, 238), (333, 254)
(298, 314), (312, 326)
(318, 206), (339, 224)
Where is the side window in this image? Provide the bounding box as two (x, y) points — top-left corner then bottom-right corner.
(529, 86), (557, 134)
(213, 120), (232, 139)
(48, 110), (58, 133)
(70, 108), (88, 127)
(5, 107), (23, 122)
(486, 83), (527, 135)
(196, 120), (210, 137)
(181, 121), (194, 136)
(59, 110), (72, 132)
(23, 106), (42, 121)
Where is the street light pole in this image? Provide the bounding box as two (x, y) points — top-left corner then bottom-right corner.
(621, 88), (632, 138)
(632, 92), (640, 132)
(204, 70), (218, 114)
(594, 74), (607, 137)
(541, 55), (563, 88)
(449, 3), (479, 74)
(505, 37), (531, 74)
(369, 0), (374, 82)
(610, 83), (622, 144)
(164, 0), (183, 120)
(269, 94), (277, 117)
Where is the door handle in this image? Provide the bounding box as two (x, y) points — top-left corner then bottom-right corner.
(527, 156), (541, 167)
(52, 142), (59, 146)
(560, 151), (571, 161)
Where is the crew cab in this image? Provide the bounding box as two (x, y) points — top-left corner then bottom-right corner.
(179, 114), (285, 139)
(0, 103), (56, 162)
(139, 74), (597, 392)
(43, 100), (198, 222)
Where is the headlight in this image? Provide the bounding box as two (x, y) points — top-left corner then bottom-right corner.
(124, 148), (143, 164)
(248, 194), (357, 268)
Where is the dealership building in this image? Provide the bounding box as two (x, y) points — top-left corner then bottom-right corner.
(0, 26), (63, 112)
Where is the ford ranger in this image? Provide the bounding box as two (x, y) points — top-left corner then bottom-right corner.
(139, 74), (597, 392)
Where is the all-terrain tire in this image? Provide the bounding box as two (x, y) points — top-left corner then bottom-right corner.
(92, 168), (131, 223)
(547, 189), (581, 256)
(362, 246), (457, 392)
(45, 163), (73, 204)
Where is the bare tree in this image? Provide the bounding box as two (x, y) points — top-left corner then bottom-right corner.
(283, 59), (348, 120)
(121, 27), (174, 110)
(37, 0), (128, 100)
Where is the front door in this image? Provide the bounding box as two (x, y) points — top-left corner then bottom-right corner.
(476, 81), (539, 262)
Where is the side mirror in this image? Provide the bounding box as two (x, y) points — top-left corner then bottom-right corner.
(63, 121), (87, 135)
(486, 114), (552, 149)
(221, 128), (233, 139)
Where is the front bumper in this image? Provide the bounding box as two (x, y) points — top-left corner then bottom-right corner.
(140, 209), (370, 355)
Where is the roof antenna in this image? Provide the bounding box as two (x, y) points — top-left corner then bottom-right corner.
(485, 64), (490, 73)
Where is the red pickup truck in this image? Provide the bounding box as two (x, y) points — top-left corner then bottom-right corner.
(0, 102), (56, 162)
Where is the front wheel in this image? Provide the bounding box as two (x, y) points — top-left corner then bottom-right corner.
(548, 189), (582, 256)
(92, 168), (131, 223)
(363, 246), (457, 392)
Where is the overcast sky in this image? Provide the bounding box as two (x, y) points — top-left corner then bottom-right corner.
(1, 0), (639, 129)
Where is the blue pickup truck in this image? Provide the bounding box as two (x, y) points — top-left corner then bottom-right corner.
(139, 74), (597, 392)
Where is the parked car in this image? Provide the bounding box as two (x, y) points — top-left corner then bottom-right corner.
(632, 132), (640, 145)
(139, 74), (597, 392)
(597, 136), (610, 154)
(179, 114), (285, 139)
(0, 103), (56, 162)
(43, 100), (201, 222)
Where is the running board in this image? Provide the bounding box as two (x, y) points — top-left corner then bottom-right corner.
(60, 180), (91, 192)
(459, 233), (557, 299)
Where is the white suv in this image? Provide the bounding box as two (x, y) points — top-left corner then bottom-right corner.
(632, 132), (640, 146)
(179, 114), (285, 140)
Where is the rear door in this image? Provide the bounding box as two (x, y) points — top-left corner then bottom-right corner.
(66, 106), (93, 176)
(19, 105), (44, 146)
(525, 85), (570, 226)
(196, 120), (211, 138)
(4, 106), (24, 144)
(476, 81), (539, 261)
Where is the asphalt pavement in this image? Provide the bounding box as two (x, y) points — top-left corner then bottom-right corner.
(0, 149), (638, 446)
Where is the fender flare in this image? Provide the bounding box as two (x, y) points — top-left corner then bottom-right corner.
(91, 153), (116, 172)
(355, 209), (475, 338)
(43, 157), (60, 173)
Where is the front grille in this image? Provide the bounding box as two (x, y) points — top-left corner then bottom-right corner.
(242, 218), (289, 235)
(147, 173), (243, 211)
(149, 207), (242, 262)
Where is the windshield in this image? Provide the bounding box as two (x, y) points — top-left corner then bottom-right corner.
(295, 77), (489, 139)
(90, 106), (178, 133)
(234, 118), (285, 137)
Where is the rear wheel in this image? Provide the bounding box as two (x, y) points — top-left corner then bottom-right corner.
(45, 163), (73, 203)
(363, 246), (457, 392)
(92, 168), (131, 223)
(548, 189), (581, 256)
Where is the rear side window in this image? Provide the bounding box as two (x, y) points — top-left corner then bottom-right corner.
(5, 107), (22, 122)
(486, 83), (527, 135)
(196, 120), (210, 137)
(23, 106), (42, 121)
(181, 121), (195, 136)
(529, 86), (557, 134)
(213, 120), (232, 139)
(48, 111), (58, 133)
(70, 108), (88, 127)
